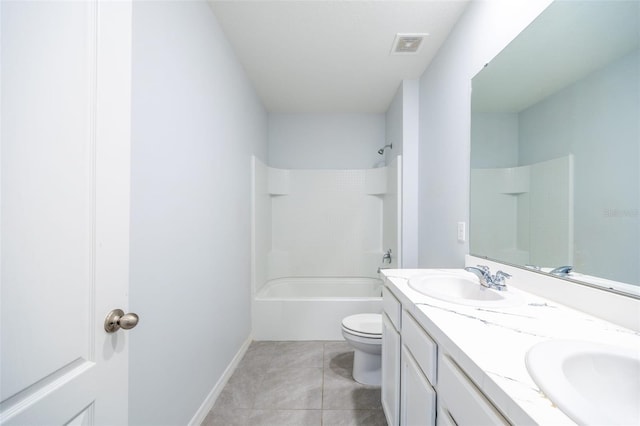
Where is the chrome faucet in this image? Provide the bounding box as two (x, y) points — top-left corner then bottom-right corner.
(464, 265), (511, 291)
(491, 270), (511, 290)
(382, 249), (392, 264)
(464, 265), (491, 285)
(549, 265), (573, 276)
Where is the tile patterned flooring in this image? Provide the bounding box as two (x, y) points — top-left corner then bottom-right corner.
(202, 341), (388, 426)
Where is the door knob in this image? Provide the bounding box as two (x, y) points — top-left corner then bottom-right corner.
(104, 309), (139, 333)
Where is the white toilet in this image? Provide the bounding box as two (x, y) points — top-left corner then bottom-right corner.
(341, 313), (382, 386)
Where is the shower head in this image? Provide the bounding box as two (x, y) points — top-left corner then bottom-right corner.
(377, 143), (393, 155)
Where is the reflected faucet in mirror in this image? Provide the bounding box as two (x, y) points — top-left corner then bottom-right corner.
(550, 266), (573, 277)
(526, 264), (574, 277)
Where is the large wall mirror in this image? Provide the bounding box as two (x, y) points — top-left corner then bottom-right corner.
(470, 0), (639, 297)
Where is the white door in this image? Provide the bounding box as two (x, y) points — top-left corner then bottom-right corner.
(1, 1), (132, 424)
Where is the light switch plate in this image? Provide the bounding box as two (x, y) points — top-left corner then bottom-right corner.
(457, 222), (466, 242)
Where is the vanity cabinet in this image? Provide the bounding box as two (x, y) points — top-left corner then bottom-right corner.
(383, 282), (510, 426)
(382, 287), (401, 426)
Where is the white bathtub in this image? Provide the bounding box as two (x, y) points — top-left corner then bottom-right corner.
(252, 277), (383, 340)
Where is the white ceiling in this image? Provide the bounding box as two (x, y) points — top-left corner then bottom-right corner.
(208, 1), (470, 113)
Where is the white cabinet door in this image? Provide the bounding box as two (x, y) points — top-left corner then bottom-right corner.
(382, 312), (400, 426)
(401, 346), (436, 426)
(1, 1), (132, 424)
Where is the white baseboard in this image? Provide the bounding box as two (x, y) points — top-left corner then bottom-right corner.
(188, 334), (252, 426)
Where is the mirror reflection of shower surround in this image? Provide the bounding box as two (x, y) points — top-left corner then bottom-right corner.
(377, 143), (393, 155)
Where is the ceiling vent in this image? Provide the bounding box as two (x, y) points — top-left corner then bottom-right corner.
(391, 33), (429, 55)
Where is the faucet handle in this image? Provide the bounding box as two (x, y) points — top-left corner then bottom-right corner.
(495, 270), (511, 279)
(476, 265), (490, 274)
(493, 270), (511, 287)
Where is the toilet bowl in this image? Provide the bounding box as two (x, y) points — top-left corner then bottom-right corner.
(341, 313), (382, 386)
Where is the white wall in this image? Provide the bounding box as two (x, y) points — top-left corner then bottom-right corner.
(417, 0), (553, 268)
(129, 2), (267, 425)
(401, 80), (420, 268)
(385, 85), (403, 162)
(268, 113), (385, 169)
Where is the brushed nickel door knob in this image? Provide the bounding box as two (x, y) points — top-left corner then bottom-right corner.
(104, 309), (139, 333)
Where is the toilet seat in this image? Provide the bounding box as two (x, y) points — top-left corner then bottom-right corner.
(341, 313), (382, 338)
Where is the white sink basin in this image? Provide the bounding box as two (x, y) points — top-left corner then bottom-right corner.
(526, 339), (640, 425)
(407, 272), (523, 308)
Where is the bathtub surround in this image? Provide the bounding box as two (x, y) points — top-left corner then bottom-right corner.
(251, 157), (399, 340)
(270, 168), (385, 277)
(130, 2), (267, 425)
(252, 157), (401, 284)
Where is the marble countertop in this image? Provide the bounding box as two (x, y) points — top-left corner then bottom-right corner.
(381, 269), (640, 425)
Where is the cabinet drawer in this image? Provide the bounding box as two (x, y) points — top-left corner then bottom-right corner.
(438, 355), (509, 426)
(383, 286), (401, 330)
(402, 310), (437, 385)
